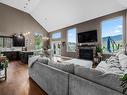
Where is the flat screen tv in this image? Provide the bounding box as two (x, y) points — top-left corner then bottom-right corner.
(13, 34), (25, 47)
(78, 30), (97, 43)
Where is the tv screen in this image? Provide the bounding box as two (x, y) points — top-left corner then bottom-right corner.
(13, 34), (25, 47)
(78, 30), (97, 43)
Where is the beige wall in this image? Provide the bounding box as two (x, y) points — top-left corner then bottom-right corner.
(50, 10), (126, 58)
(0, 3), (49, 50)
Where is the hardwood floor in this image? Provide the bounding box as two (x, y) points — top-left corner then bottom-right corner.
(0, 61), (48, 95)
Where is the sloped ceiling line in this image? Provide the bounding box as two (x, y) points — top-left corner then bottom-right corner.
(0, 0), (127, 32)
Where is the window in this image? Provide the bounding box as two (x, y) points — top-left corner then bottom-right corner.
(101, 16), (123, 53)
(0, 37), (12, 48)
(52, 32), (61, 39)
(4, 38), (12, 48)
(34, 33), (43, 49)
(0, 37), (3, 47)
(67, 28), (76, 52)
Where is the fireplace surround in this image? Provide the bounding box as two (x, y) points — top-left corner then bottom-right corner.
(79, 48), (93, 60)
(77, 44), (96, 61)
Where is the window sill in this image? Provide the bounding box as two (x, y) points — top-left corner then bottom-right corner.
(102, 52), (115, 56)
(67, 52), (76, 53)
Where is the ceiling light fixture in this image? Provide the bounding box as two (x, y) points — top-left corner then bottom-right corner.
(42, 37), (49, 40)
(23, 0), (31, 9)
(23, 32), (30, 36)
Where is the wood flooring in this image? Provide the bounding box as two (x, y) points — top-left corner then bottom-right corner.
(0, 61), (48, 95)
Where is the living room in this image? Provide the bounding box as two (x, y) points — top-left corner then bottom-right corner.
(0, 0), (127, 95)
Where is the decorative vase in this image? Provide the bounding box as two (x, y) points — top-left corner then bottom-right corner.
(97, 52), (102, 57)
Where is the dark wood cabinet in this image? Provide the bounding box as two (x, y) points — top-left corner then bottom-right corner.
(2, 51), (33, 63)
(19, 51), (33, 64)
(2, 51), (19, 61)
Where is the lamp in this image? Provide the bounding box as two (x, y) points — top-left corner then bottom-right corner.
(23, 32), (30, 36)
(42, 37), (49, 40)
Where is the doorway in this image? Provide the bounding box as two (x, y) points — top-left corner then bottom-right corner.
(51, 41), (61, 56)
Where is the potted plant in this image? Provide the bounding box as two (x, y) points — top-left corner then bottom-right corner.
(0, 50), (1, 56)
(0, 58), (9, 70)
(96, 46), (103, 57)
(120, 74), (127, 95)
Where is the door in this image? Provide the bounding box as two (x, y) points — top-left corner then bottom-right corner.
(51, 41), (61, 56)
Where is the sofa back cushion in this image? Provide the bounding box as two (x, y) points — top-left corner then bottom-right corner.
(48, 60), (74, 73)
(64, 59), (93, 68)
(69, 74), (122, 95)
(74, 65), (122, 92)
(37, 57), (50, 65)
(74, 65), (104, 81)
(118, 54), (127, 68)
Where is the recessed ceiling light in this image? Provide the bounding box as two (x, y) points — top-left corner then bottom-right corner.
(44, 18), (47, 21)
(25, 3), (28, 5)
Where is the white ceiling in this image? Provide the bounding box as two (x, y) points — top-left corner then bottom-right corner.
(0, 0), (127, 32)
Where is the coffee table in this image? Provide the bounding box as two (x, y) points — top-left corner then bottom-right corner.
(51, 55), (72, 63)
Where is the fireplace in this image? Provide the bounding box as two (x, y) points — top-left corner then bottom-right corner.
(79, 48), (93, 60)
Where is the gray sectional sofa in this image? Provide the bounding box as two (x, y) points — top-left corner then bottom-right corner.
(28, 57), (124, 95)
(29, 61), (69, 95)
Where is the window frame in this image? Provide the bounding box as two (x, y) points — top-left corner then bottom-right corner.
(66, 28), (77, 53)
(0, 36), (12, 48)
(34, 33), (43, 50)
(100, 16), (124, 54)
(51, 32), (61, 40)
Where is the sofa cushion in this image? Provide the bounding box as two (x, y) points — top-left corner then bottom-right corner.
(29, 61), (69, 95)
(115, 50), (124, 57)
(74, 65), (123, 92)
(74, 65), (104, 80)
(69, 74), (122, 95)
(105, 55), (119, 63)
(64, 58), (93, 68)
(97, 60), (122, 73)
(37, 57), (50, 65)
(28, 55), (41, 67)
(48, 60), (74, 73)
(118, 54), (127, 68)
(118, 54), (127, 60)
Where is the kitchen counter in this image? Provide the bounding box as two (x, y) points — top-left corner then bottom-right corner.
(1, 51), (33, 63)
(19, 51), (33, 64)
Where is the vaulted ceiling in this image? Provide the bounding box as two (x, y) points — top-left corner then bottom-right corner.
(0, 0), (127, 32)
